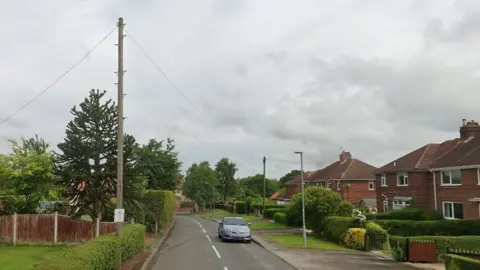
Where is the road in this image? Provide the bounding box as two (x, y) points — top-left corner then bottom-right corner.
(151, 215), (295, 270)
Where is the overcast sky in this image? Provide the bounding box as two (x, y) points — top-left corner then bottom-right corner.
(1, 0), (479, 178)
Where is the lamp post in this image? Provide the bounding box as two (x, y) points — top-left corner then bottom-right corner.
(294, 151), (307, 247)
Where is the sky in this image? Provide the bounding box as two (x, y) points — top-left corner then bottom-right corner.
(1, 0), (479, 178)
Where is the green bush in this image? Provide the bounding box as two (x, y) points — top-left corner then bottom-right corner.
(367, 207), (443, 221)
(364, 222), (389, 250)
(180, 201), (194, 208)
(143, 190), (175, 233)
(36, 224), (146, 270)
(389, 235), (407, 262)
(235, 201), (246, 214)
(264, 208), (285, 219)
(273, 212), (287, 225)
(344, 228), (366, 250)
(322, 217), (357, 244)
(370, 219), (480, 236)
(444, 254), (480, 270)
(388, 235), (480, 262)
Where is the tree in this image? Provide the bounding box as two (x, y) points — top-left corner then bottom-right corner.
(237, 174), (279, 199)
(183, 161), (219, 208)
(214, 157), (238, 201)
(279, 170), (301, 186)
(137, 138), (182, 190)
(55, 89), (144, 221)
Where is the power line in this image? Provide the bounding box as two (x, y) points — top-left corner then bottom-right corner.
(124, 29), (210, 129)
(0, 27), (117, 126)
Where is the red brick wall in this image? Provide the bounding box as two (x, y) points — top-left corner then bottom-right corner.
(435, 168), (480, 219)
(375, 171), (434, 212)
(336, 180), (376, 204)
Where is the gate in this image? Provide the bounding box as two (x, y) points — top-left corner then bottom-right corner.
(408, 239), (437, 263)
(364, 232), (388, 251)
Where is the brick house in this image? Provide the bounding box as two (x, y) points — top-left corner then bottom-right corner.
(375, 119), (480, 219)
(308, 151), (378, 205)
(284, 172), (313, 200)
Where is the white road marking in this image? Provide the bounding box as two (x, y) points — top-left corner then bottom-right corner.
(206, 235), (211, 242)
(212, 245), (221, 259)
(202, 228), (206, 233)
(224, 267), (228, 270)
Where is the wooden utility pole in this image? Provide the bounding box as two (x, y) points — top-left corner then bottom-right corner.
(115, 17), (125, 237)
(262, 156), (266, 217)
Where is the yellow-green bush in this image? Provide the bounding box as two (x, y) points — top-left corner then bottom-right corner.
(344, 228), (366, 250)
(35, 224), (146, 270)
(444, 254), (480, 270)
(143, 190), (176, 233)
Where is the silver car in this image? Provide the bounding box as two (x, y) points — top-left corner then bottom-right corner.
(218, 217), (252, 243)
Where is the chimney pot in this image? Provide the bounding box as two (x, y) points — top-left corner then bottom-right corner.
(462, 119), (467, 126)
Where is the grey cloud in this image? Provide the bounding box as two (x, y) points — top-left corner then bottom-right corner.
(233, 63), (247, 76)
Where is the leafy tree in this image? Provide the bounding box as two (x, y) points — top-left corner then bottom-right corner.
(183, 161), (219, 208)
(237, 174), (279, 198)
(137, 138), (182, 190)
(214, 157), (238, 201)
(279, 170), (301, 186)
(55, 89), (144, 221)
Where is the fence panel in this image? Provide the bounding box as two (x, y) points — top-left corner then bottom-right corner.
(0, 215), (13, 243)
(16, 214), (54, 243)
(408, 239), (437, 263)
(57, 215), (92, 242)
(100, 222), (115, 234)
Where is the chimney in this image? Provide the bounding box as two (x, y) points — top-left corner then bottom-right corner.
(339, 150), (352, 163)
(459, 119), (480, 140)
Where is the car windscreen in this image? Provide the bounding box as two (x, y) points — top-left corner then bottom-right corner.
(224, 218), (247, 226)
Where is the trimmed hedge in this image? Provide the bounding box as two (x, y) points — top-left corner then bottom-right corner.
(322, 217), (358, 244)
(367, 219), (480, 236)
(273, 212), (287, 225)
(36, 224), (146, 270)
(264, 208), (285, 219)
(235, 201), (246, 214)
(388, 235), (480, 262)
(366, 207), (443, 221)
(444, 254), (480, 270)
(143, 190), (176, 233)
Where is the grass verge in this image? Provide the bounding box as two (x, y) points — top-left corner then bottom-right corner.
(264, 234), (356, 252)
(0, 245), (69, 270)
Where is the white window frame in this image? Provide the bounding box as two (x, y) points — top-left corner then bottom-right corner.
(392, 199), (411, 210)
(441, 170), (461, 186)
(368, 180), (374, 191)
(477, 169), (480, 185)
(383, 200), (388, 212)
(381, 174), (387, 187)
(442, 201), (463, 220)
(396, 172), (408, 186)
(326, 180), (332, 190)
(337, 181), (341, 191)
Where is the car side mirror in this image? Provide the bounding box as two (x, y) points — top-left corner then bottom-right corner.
(247, 222), (251, 226)
(219, 222), (223, 225)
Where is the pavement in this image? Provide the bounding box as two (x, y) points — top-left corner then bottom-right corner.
(150, 215), (296, 270)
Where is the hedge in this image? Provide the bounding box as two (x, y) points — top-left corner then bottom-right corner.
(321, 217), (358, 244)
(273, 212), (287, 225)
(264, 208), (285, 219)
(367, 219), (480, 236)
(388, 235), (480, 262)
(366, 207), (443, 221)
(444, 254), (480, 270)
(36, 224), (145, 270)
(143, 190), (175, 233)
(235, 201), (246, 214)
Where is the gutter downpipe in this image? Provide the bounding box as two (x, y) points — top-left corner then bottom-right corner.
(430, 169), (437, 211)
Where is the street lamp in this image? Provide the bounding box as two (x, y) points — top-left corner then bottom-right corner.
(203, 181), (215, 218)
(294, 151), (307, 247)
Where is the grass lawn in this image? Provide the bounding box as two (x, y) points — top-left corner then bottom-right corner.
(265, 234), (356, 252)
(195, 209), (292, 230)
(0, 245), (68, 270)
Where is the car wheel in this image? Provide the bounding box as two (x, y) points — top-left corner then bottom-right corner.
(246, 240), (251, 243)
(218, 233), (221, 238)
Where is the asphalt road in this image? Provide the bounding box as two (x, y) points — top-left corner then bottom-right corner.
(151, 215), (296, 270)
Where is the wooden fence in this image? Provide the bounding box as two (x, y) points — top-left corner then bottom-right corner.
(0, 213), (116, 244)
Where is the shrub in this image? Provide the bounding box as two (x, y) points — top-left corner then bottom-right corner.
(322, 216), (357, 244)
(273, 212), (287, 225)
(444, 254), (480, 270)
(369, 219), (480, 236)
(364, 222), (389, 250)
(265, 208), (285, 219)
(344, 228), (366, 250)
(143, 190), (176, 233)
(235, 201), (246, 214)
(367, 207), (443, 221)
(36, 224), (146, 270)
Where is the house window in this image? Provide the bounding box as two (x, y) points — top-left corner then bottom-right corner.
(337, 181), (341, 191)
(383, 200), (388, 212)
(443, 202), (464, 219)
(368, 180), (374, 191)
(381, 174), (387, 186)
(393, 199), (411, 210)
(441, 170), (461, 185)
(397, 172), (408, 186)
(326, 181), (332, 190)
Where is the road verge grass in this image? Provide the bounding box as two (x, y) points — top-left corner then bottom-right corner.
(0, 245), (69, 270)
(264, 233), (356, 252)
